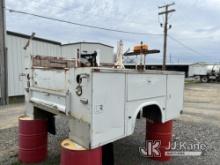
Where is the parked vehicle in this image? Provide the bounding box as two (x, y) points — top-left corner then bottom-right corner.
(188, 63), (220, 83)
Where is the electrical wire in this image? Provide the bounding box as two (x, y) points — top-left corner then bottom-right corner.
(168, 35), (203, 55)
(6, 8), (162, 36)
(7, 8), (205, 56)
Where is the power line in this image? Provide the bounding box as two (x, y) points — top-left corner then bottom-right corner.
(6, 8), (162, 36)
(168, 35), (202, 55)
(6, 8), (205, 57)
(7, 1), (156, 30)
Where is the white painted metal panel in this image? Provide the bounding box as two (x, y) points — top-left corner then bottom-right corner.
(91, 72), (125, 147)
(125, 97), (166, 135)
(71, 68), (92, 123)
(6, 34), (61, 96)
(61, 44), (78, 58)
(127, 74), (166, 101)
(33, 69), (67, 91)
(30, 90), (66, 113)
(80, 44), (113, 64)
(7, 35), (25, 96)
(61, 43), (114, 64)
(28, 67), (184, 149)
(166, 74), (184, 120)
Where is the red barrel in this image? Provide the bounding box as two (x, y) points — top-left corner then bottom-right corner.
(146, 120), (172, 161)
(60, 139), (102, 165)
(18, 116), (48, 163)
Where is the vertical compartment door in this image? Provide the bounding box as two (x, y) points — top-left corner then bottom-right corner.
(91, 72), (125, 147)
(166, 75), (184, 121)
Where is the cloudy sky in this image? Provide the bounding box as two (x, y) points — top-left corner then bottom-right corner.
(5, 0), (220, 64)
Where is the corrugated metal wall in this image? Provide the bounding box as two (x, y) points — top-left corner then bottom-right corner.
(80, 43), (114, 64)
(6, 34), (61, 96)
(61, 44), (78, 58)
(6, 34), (114, 97)
(62, 43), (114, 64)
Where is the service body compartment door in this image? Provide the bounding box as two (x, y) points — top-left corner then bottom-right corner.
(127, 74), (166, 101)
(33, 69), (68, 91)
(91, 72), (125, 147)
(30, 68), (71, 114)
(166, 74), (184, 120)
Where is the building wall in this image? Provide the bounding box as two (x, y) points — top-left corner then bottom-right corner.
(80, 43), (114, 64)
(61, 44), (78, 58)
(62, 43), (114, 64)
(6, 34), (114, 97)
(6, 34), (61, 96)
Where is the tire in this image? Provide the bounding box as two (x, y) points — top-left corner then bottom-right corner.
(200, 76), (208, 83)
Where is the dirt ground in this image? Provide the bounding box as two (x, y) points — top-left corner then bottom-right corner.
(0, 82), (220, 165)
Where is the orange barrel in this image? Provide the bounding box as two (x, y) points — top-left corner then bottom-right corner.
(18, 116), (48, 163)
(60, 139), (102, 165)
(146, 120), (172, 161)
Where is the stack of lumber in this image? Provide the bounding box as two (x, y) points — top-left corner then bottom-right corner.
(32, 56), (76, 68)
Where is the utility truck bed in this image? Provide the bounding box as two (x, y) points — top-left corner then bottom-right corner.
(28, 67), (184, 148)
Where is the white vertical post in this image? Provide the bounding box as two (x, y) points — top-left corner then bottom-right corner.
(23, 33), (35, 116)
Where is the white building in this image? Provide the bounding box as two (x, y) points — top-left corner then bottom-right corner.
(62, 42), (114, 65)
(6, 31), (114, 97)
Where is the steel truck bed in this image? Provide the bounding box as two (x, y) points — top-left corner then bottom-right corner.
(28, 67), (184, 149)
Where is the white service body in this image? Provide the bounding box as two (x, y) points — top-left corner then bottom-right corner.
(28, 67), (184, 149)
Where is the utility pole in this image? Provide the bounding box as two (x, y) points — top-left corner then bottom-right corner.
(169, 53), (172, 64)
(0, 0), (7, 105)
(159, 2), (175, 70)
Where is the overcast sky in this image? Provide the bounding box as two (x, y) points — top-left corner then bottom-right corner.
(5, 0), (220, 64)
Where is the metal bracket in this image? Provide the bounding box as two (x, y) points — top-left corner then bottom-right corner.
(80, 98), (88, 104)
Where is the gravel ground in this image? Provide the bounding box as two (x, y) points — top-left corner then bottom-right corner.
(0, 82), (220, 165)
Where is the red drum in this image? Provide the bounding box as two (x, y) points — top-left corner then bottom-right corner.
(18, 116), (48, 163)
(60, 139), (102, 165)
(146, 120), (173, 161)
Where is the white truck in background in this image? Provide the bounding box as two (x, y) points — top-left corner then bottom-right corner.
(188, 63), (220, 83)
